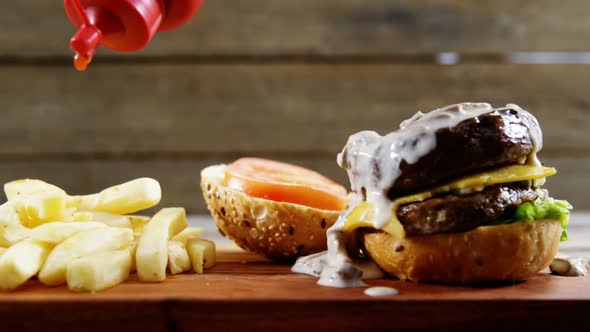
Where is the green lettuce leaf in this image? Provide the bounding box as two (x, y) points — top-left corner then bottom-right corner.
(512, 197), (573, 241)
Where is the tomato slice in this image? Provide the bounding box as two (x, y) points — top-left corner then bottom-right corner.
(223, 158), (349, 211)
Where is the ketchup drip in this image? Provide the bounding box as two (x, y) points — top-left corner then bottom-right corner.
(73, 53), (92, 72)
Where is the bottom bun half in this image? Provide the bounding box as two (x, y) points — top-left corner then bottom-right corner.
(363, 219), (561, 284)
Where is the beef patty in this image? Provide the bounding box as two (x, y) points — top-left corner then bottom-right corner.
(388, 109), (535, 198)
(397, 182), (538, 236)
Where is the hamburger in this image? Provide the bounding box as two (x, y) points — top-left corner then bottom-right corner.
(293, 102), (572, 285)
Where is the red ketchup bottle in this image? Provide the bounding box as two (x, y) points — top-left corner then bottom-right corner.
(64, 0), (204, 71)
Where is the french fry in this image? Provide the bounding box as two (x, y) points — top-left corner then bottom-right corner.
(166, 227), (203, 275)
(0, 223), (31, 247)
(127, 216), (149, 273)
(128, 240), (138, 272)
(30, 222), (106, 244)
(0, 239), (52, 291)
(68, 178), (161, 215)
(0, 248), (6, 258)
(167, 240), (191, 275)
(71, 211), (93, 222)
(171, 227), (203, 245)
(73, 211), (132, 228)
(186, 238), (216, 274)
(58, 208), (78, 222)
(22, 191), (68, 228)
(136, 208), (187, 282)
(127, 215), (150, 235)
(0, 202), (25, 225)
(1, 195), (68, 228)
(4, 179), (65, 201)
(67, 249), (131, 292)
(39, 227), (133, 286)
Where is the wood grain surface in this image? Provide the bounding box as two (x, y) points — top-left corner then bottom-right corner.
(0, 248), (588, 332)
(2, 64), (589, 155)
(3, 0), (590, 57)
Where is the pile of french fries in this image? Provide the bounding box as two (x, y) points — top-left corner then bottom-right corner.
(0, 178), (216, 292)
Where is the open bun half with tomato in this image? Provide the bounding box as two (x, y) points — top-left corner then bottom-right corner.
(201, 158), (348, 260)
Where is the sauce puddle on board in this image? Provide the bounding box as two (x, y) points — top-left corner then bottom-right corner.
(364, 286), (399, 297)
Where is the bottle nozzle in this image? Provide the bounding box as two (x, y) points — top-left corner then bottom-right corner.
(67, 0), (103, 71)
(71, 24), (102, 71)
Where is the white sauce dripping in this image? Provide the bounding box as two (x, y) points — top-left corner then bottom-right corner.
(292, 103), (543, 288)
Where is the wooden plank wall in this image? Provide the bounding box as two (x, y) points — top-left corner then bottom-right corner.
(1, 1), (589, 213)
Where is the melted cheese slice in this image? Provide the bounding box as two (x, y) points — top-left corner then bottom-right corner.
(342, 165), (556, 239)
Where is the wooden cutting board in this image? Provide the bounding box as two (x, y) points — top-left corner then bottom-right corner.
(1, 246), (589, 332)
